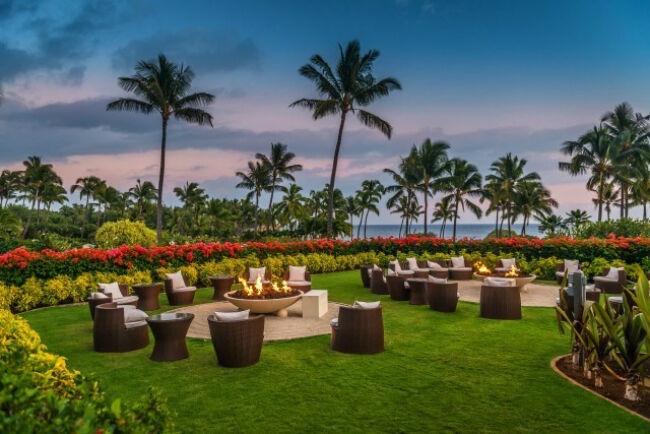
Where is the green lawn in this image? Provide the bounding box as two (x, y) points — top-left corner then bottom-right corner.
(21, 271), (648, 433)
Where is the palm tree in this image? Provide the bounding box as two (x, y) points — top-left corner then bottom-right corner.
(129, 179), (158, 221)
(344, 196), (360, 239)
(70, 175), (101, 234)
(389, 195), (421, 237)
(431, 196), (455, 238)
(384, 153), (420, 234)
(536, 213), (566, 237)
(173, 181), (206, 234)
(559, 125), (619, 222)
(291, 40), (401, 237)
(236, 161), (272, 236)
(0, 170), (22, 208)
(481, 181), (506, 237)
(107, 54), (215, 242)
(41, 183), (68, 223)
(355, 180), (384, 238)
(20, 156), (61, 237)
(436, 158), (483, 240)
(596, 184), (619, 221)
(276, 184), (308, 231)
(485, 153), (540, 234)
(513, 182), (557, 235)
(414, 139), (449, 234)
(565, 209), (590, 236)
(255, 143), (302, 230)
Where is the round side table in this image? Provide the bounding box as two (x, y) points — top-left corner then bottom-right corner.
(133, 283), (162, 311)
(147, 313), (194, 361)
(209, 275), (235, 300)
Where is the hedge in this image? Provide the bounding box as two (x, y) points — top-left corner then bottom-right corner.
(0, 309), (173, 432)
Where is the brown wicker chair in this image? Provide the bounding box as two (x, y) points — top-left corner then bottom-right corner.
(281, 269), (312, 292)
(419, 259), (449, 279)
(164, 273), (196, 306)
(207, 314), (265, 368)
(388, 261), (408, 272)
(555, 261), (582, 284)
(427, 281), (459, 312)
(594, 268), (626, 294)
(93, 302), (149, 352)
(370, 268), (389, 295)
(91, 284), (138, 318)
(359, 265), (373, 288)
(479, 284), (521, 320)
(494, 259), (519, 273)
(386, 274), (409, 301)
(406, 278), (429, 305)
(87, 294), (113, 319)
(449, 257), (473, 281)
(330, 305), (384, 354)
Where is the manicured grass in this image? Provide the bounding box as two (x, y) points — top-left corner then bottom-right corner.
(21, 271), (648, 432)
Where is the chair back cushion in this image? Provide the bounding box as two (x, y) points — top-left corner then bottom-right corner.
(388, 260), (402, 272)
(353, 301), (381, 309)
(428, 276), (447, 284)
(501, 258), (516, 269)
(485, 277), (515, 287)
(564, 260), (579, 273)
(99, 282), (123, 299)
(248, 267), (266, 283)
(606, 267), (622, 280)
(451, 256), (465, 268)
(215, 310), (250, 322)
(288, 266), (306, 281)
(427, 261), (443, 270)
(90, 291), (110, 299)
(166, 271), (186, 289)
(406, 258), (418, 270)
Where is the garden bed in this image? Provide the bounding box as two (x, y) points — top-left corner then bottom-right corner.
(553, 355), (650, 421)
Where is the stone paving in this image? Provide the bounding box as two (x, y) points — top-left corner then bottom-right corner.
(457, 279), (558, 307)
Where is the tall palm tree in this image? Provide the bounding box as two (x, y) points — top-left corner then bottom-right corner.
(236, 161), (272, 236)
(389, 195), (421, 237)
(595, 184), (619, 221)
(21, 156), (60, 237)
(291, 40), (401, 237)
(355, 180), (384, 238)
(559, 125), (619, 222)
(71, 175), (102, 233)
(480, 181), (506, 237)
(173, 181), (206, 234)
(0, 170), (22, 208)
(431, 196), (455, 238)
(276, 184), (308, 231)
(436, 158), (483, 240)
(513, 181), (558, 235)
(41, 183), (68, 223)
(565, 209), (590, 236)
(255, 143), (302, 230)
(384, 153), (420, 233)
(414, 139), (449, 234)
(536, 213), (566, 237)
(128, 179), (158, 221)
(344, 196), (360, 239)
(485, 153), (540, 234)
(107, 54), (215, 242)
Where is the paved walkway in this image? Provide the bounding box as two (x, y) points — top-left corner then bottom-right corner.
(169, 299), (340, 341)
(171, 280), (558, 341)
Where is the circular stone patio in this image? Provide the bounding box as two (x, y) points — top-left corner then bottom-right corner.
(169, 299), (340, 341)
(457, 279), (558, 307)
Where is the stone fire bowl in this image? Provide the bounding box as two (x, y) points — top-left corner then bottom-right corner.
(473, 273), (537, 291)
(224, 290), (303, 315)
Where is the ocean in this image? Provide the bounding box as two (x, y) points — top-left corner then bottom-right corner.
(353, 224), (541, 239)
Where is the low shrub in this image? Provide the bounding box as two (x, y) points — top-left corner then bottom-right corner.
(95, 220), (157, 249)
(0, 310), (173, 432)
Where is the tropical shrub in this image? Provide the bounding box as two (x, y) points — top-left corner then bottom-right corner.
(95, 219), (157, 248)
(0, 310), (173, 432)
(575, 218), (650, 239)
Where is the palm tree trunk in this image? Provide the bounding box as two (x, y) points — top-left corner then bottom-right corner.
(398, 217), (403, 238)
(452, 197), (459, 240)
(620, 184), (625, 219)
(423, 180), (429, 235)
(363, 210), (370, 238)
(644, 201), (647, 220)
(268, 176), (277, 231)
(156, 117), (168, 243)
(357, 209), (364, 238)
(494, 208), (499, 236)
(327, 111), (347, 238)
(254, 192), (259, 237)
(507, 202), (512, 235)
(597, 179), (604, 222)
(441, 217), (446, 238)
(349, 215), (354, 240)
(522, 214), (527, 236)
(22, 193), (38, 238)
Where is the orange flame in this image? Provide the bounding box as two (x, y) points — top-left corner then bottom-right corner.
(238, 274), (294, 296)
(475, 261), (491, 275)
(505, 265), (519, 277)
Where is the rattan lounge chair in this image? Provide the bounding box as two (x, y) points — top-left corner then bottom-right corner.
(594, 267), (626, 294)
(555, 260), (581, 284)
(207, 314), (265, 368)
(90, 283), (138, 318)
(427, 280), (459, 312)
(479, 282), (521, 320)
(370, 268), (388, 294)
(359, 265), (373, 288)
(93, 302), (149, 352)
(449, 257), (473, 280)
(494, 258), (519, 273)
(386, 274), (409, 300)
(164, 272), (197, 306)
(330, 304), (384, 354)
(282, 266), (312, 292)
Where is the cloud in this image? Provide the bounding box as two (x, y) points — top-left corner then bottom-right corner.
(111, 29), (261, 74)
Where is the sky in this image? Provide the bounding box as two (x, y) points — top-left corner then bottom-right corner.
(1, 0), (650, 224)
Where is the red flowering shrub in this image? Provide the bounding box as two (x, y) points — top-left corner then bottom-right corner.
(1, 236), (649, 286)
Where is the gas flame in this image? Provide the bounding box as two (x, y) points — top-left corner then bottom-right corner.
(505, 265), (519, 277)
(237, 275), (293, 297)
(475, 261), (491, 275)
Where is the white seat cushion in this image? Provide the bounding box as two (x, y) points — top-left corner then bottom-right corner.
(451, 257), (465, 268)
(124, 308), (148, 323)
(452, 267), (472, 272)
(428, 276), (448, 284)
(286, 280), (310, 286)
(406, 258), (419, 270)
(387, 268), (396, 277)
(353, 301), (381, 309)
(501, 258), (516, 269)
(215, 309), (250, 322)
(125, 320), (147, 329)
(485, 277), (515, 287)
(398, 270), (415, 276)
(174, 286), (197, 293)
(288, 266), (307, 281)
(564, 260), (579, 273)
(115, 295), (138, 305)
(248, 267), (266, 283)
(330, 317), (339, 327)
(427, 261), (444, 270)
(389, 260), (402, 272)
(98, 282), (122, 299)
(166, 271), (186, 289)
(594, 276), (615, 283)
(608, 296), (623, 304)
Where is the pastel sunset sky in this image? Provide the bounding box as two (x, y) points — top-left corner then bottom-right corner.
(1, 0), (650, 223)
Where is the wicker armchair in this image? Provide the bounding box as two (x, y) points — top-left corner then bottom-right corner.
(422, 259), (450, 279)
(494, 258), (519, 273)
(89, 284), (137, 318)
(330, 305), (384, 354)
(479, 284), (521, 320)
(427, 281), (459, 312)
(386, 274), (409, 301)
(370, 268), (388, 295)
(449, 257), (473, 280)
(359, 265), (373, 288)
(594, 268), (626, 294)
(207, 314), (265, 368)
(93, 302), (149, 352)
(281, 268), (312, 292)
(163, 273), (196, 306)
(87, 294), (112, 319)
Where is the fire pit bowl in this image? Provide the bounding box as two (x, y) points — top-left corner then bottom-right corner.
(224, 290), (303, 316)
(474, 272), (536, 292)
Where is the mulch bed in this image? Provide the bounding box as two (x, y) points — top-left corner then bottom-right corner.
(555, 355), (650, 419)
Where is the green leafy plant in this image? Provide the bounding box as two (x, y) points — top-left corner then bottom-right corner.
(95, 220), (157, 248)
